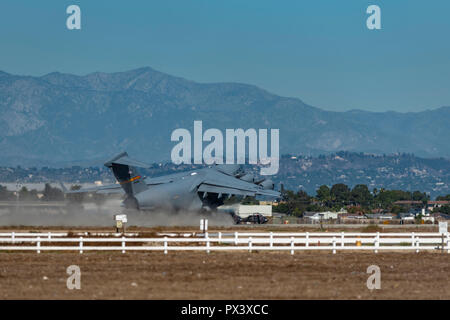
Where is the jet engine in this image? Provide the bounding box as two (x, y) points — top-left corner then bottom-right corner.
(239, 173), (254, 182)
(259, 179), (275, 190)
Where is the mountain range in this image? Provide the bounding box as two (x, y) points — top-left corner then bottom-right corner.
(0, 67), (449, 166)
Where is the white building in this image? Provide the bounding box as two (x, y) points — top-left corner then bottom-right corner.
(307, 211), (339, 221)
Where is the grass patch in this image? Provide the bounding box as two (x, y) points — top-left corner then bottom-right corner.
(362, 225), (383, 233)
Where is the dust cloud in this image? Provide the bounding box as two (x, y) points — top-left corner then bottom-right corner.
(0, 200), (234, 227)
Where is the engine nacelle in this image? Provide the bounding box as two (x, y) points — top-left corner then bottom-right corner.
(240, 173), (254, 182)
(254, 177), (266, 184)
(259, 179), (274, 190)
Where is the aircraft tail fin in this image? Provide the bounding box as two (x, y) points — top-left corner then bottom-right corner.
(104, 152), (149, 199)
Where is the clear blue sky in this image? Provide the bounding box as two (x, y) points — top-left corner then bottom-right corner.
(1, 0), (449, 112)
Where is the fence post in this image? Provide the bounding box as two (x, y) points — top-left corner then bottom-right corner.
(234, 232), (238, 245)
(11, 232), (15, 244)
(270, 232), (273, 248)
(37, 236), (40, 254)
(48, 232), (51, 240)
(416, 236), (420, 253)
(122, 236), (126, 254)
(218, 232), (222, 244)
(411, 232), (415, 251)
(164, 237), (168, 255)
(306, 232), (309, 248)
(341, 232), (344, 248)
(290, 237), (294, 255)
(332, 237), (336, 254)
(206, 234), (210, 254)
(79, 237), (83, 254)
(447, 234), (449, 254)
(249, 237), (252, 253)
(375, 232), (379, 253)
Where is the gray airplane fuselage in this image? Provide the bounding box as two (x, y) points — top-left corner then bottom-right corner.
(135, 175), (204, 211)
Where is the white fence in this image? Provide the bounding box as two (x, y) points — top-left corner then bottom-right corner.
(0, 231), (448, 254)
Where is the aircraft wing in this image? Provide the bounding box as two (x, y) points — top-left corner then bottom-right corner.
(196, 170), (280, 198)
(144, 170), (197, 185)
(60, 182), (125, 195)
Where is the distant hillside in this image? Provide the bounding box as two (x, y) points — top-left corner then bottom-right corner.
(268, 152), (450, 198)
(1, 152), (448, 199)
(0, 67), (449, 166)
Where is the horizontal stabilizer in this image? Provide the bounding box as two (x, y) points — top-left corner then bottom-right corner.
(59, 182), (124, 195)
(104, 152), (150, 168)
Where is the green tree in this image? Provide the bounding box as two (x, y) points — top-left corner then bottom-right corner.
(390, 205), (404, 215)
(438, 205), (450, 215)
(375, 189), (414, 208)
(274, 202), (290, 214)
(351, 184), (373, 207)
(280, 189), (312, 216)
(330, 183), (351, 205)
(316, 185), (331, 203)
(412, 190), (428, 202)
(436, 194), (450, 201)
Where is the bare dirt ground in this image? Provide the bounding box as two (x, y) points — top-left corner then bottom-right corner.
(0, 250), (449, 300)
(0, 224), (441, 235)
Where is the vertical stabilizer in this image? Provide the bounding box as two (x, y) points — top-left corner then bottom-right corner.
(104, 152), (149, 198)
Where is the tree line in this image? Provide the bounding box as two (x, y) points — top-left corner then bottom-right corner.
(0, 183), (64, 201)
(275, 183), (447, 216)
(0, 182), (448, 215)
(0, 183), (105, 205)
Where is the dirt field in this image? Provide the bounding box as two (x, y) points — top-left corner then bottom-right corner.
(0, 223), (442, 235)
(0, 250), (449, 299)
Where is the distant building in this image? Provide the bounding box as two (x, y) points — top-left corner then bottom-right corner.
(368, 214), (394, 220)
(394, 200), (423, 205)
(304, 211), (340, 222)
(428, 201), (450, 211)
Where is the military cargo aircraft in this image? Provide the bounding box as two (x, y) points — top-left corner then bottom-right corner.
(62, 152), (280, 212)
